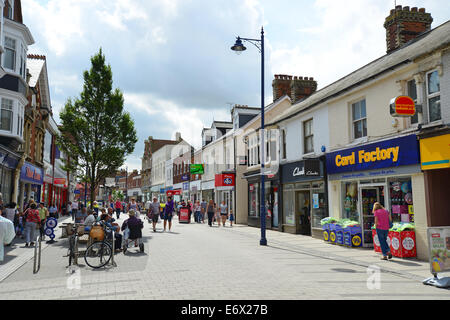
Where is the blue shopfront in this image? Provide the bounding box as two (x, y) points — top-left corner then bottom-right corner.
(0, 149), (19, 205)
(19, 161), (44, 206)
(326, 134), (421, 247)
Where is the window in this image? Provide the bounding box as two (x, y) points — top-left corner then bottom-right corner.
(407, 79), (418, 125)
(352, 99), (367, 139)
(303, 119), (314, 154)
(427, 70), (441, 122)
(0, 98), (13, 132)
(20, 44), (26, 79)
(281, 129), (287, 160)
(4, 37), (16, 71)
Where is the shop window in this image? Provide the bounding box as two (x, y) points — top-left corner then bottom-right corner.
(352, 99), (367, 140)
(311, 184), (327, 229)
(249, 183), (259, 217)
(283, 189), (295, 225)
(388, 178), (414, 223)
(426, 70), (441, 122)
(342, 182), (359, 221)
(407, 79), (418, 125)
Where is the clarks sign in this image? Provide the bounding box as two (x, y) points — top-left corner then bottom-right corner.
(282, 160), (321, 183)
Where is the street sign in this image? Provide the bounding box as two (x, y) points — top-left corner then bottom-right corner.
(390, 96), (415, 117)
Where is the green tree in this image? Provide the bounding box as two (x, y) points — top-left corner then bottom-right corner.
(57, 49), (137, 208)
(112, 189), (124, 201)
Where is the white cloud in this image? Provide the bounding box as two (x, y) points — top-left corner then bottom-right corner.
(124, 92), (230, 150)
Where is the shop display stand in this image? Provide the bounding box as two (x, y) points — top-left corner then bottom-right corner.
(423, 274), (450, 288)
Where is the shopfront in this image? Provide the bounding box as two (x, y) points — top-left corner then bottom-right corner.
(215, 173), (235, 215)
(281, 159), (327, 238)
(201, 180), (215, 203)
(245, 170), (280, 230)
(19, 161), (44, 207)
(0, 149), (19, 205)
(326, 134), (421, 247)
(419, 132), (450, 227)
(190, 180), (201, 202)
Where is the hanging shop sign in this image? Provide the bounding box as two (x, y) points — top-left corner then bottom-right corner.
(420, 134), (450, 170)
(215, 174), (235, 187)
(20, 162), (44, 185)
(390, 96), (416, 117)
(326, 135), (419, 175)
(281, 159), (322, 184)
(190, 164), (204, 175)
(166, 189), (182, 197)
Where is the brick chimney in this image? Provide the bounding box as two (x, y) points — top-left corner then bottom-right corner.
(272, 75), (317, 103)
(290, 76), (317, 103)
(384, 6), (433, 54)
(272, 74), (292, 102)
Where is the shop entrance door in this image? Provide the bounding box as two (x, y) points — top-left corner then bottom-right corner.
(296, 191), (311, 235)
(359, 184), (386, 247)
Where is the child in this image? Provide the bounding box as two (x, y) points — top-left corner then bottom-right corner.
(229, 209), (234, 227)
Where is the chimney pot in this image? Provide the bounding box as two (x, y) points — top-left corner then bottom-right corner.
(294, 76), (298, 80)
(419, 8), (425, 13)
(395, 5), (402, 11)
(309, 77), (314, 81)
(411, 7), (418, 12)
(403, 6), (410, 11)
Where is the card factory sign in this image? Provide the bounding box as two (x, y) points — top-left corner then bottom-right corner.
(326, 135), (420, 175)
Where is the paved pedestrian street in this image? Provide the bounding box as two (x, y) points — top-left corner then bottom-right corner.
(0, 215), (448, 300)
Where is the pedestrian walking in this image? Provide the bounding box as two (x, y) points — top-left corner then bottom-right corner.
(71, 201), (78, 221)
(24, 203), (41, 247)
(148, 197), (160, 232)
(229, 208), (234, 227)
(193, 200), (201, 223)
(163, 196), (175, 232)
(214, 202), (220, 227)
(219, 201), (228, 227)
(128, 198), (138, 212)
(4, 202), (17, 223)
(38, 202), (49, 240)
(115, 199), (122, 219)
(373, 202), (393, 260)
(67, 201), (73, 220)
(49, 203), (58, 219)
(207, 200), (215, 227)
(200, 199), (207, 223)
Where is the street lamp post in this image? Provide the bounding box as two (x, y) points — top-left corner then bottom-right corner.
(231, 27), (267, 246)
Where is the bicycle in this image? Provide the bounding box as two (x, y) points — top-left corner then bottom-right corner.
(65, 223), (84, 266)
(83, 223), (114, 269)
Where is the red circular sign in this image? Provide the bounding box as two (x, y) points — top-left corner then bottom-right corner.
(394, 96), (415, 116)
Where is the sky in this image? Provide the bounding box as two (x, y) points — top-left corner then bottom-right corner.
(22, 0), (450, 172)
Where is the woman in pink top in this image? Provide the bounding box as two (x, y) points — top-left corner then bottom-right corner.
(373, 202), (392, 260)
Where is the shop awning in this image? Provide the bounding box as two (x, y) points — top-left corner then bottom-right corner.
(420, 134), (450, 170)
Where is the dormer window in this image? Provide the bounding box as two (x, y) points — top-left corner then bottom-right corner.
(6, 0), (13, 19)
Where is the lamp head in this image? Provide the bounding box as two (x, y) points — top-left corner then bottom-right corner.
(231, 37), (246, 54)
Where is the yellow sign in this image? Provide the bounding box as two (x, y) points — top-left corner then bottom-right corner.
(352, 235), (362, 247)
(323, 231), (329, 241)
(335, 147), (400, 167)
(420, 134), (450, 170)
(330, 232), (336, 242)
